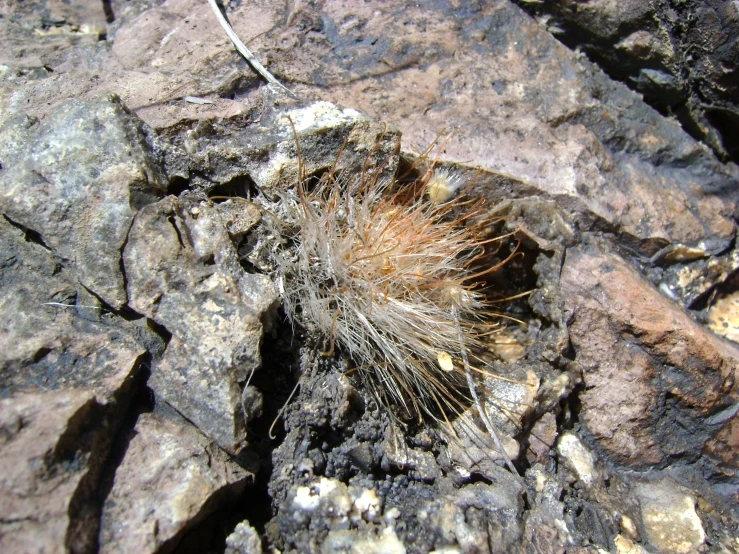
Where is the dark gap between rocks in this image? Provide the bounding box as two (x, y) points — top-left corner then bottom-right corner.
(209, 174), (257, 201)
(2, 214), (50, 251)
(176, 315), (306, 553)
(66, 353), (152, 554)
(91, 361), (154, 552)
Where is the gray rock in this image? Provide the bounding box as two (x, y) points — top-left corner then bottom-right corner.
(124, 195), (279, 452)
(0, 96), (165, 309)
(0, 215), (147, 553)
(99, 412), (252, 554)
(511, 0), (739, 163)
(225, 521), (263, 554)
(159, 96), (401, 199)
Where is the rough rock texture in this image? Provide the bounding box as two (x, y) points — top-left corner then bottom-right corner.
(5, 0), (738, 254)
(99, 411), (251, 554)
(225, 522), (263, 554)
(2, 0), (739, 553)
(124, 195), (278, 452)
(268, 0), (739, 255)
(636, 479), (706, 554)
(0, 97), (165, 309)
(156, 96), (402, 197)
(511, 0), (739, 163)
(0, 216), (147, 554)
(0, 391), (111, 554)
(561, 239), (739, 475)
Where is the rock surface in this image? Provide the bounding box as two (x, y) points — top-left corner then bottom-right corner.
(561, 239), (739, 474)
(99, 411), (251, 554)
(636, 480), (706, 554)
(511, 0), (739, 163)
(124, 195), (278, 452)
(0, 97), (165, 309)
(0, 216), (147, 553)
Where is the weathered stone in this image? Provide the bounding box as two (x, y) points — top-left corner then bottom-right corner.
(225, 521), (263, 554)
(0, 214), (146, 553)
(511, 0), (739, 162)
(0, 391), (100, 554)
(266, 0), (738, 254)
(557, 433), (597, 487)
(526, 411), (558, 464)
(124, 195), (279, 451)
(561, 240), (739, 469)
(522, 465), (570, 554)
(157, 96), (401, 202)
(3, 0), (739, 551)
(614, 534), (648, 554)
(99, 412), (251, 554)
(660, 247), (739, 309)
(0, 97), (165, 309)
(5, 0), (736, 255)
(708, 283), (739, 344)
(636, 480), (706, 554)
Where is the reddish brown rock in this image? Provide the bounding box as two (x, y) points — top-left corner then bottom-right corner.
(561, 240), (739, 469)
(3, 0), (736, 254)
(99, 412), (251, 554)
(0, 391), (100, 554)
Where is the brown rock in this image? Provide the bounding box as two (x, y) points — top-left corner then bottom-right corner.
(527, 411), (558, 464)
(3, 0), (735, 255)
(265, 0), (737, 253)
(0, 391), (100, 554)
(561, 240), (739, 468)
(99, 412), (251, 554)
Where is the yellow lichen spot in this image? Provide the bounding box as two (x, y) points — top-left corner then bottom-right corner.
(708, 290), (739, 343)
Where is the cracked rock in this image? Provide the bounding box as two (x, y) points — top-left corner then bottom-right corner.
(99, 411), (252, 554)
(0, 96), (165, 309)
(0, 215), (146, 553)
(562, 239), (739, 472)
(124, 195), (279, 451)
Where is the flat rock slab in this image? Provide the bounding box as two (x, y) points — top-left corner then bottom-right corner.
(561, 239), (739, 472)
(99, 412), (251, 554)
(124, 195), (278, 452)
(266, 0), (739, 253)
(0, 217), (147, 400)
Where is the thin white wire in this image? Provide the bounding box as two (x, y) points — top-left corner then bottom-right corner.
(205, 0), (294, 96)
